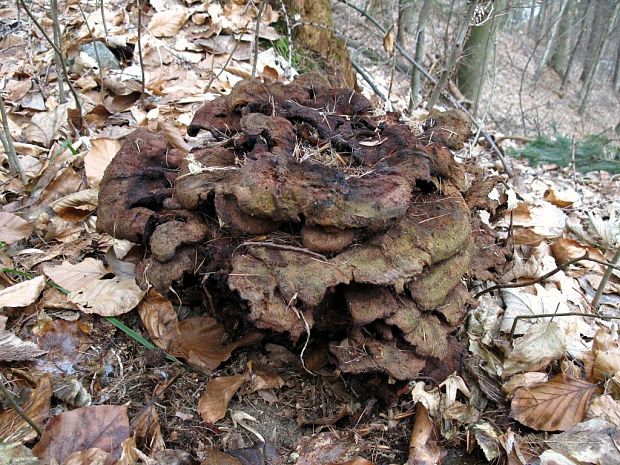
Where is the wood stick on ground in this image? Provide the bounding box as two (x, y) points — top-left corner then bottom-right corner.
(0, 95), (26, 183)
(252, 1), (266, 78)
(16, 0), (84, 127)
(350, 58), (388, 101)
(0, 375), (43, 437)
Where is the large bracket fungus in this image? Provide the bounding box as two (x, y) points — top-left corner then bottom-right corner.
(97, 73), (503, 380)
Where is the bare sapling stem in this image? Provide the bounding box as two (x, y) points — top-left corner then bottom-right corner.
(591, 249), (620, 311)
(0, 94), (26, 183)
(49, 0), (66, 103)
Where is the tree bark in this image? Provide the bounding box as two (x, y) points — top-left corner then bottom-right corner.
(533, 0), (569, 84)
(580, 0), (607, 82)
(527, 3), (537, 35)
(397, 0), (416, 46)
(549, 0), (572, 75)
(456, 0), (504, 116)
(578, 1), (620, 114)
(285, 0), (357, 88)
(409, 0), (433, 109)
(613, 39), (620, 90)
(561, 2), (589, 89)
(428, 0), (479, 108)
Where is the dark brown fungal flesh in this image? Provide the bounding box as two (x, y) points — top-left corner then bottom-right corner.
(97, 73), (504, 380)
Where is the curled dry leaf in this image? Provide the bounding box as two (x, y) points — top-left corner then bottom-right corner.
(167, 317), (262, 372)
(32, 405), (129, 464)
(510, 374), (597, 431)
(408, 403), (442, 465)
(546, 418), (620, 464)
(0, 275), (46, 308)
(586, 394), (620, 428)
(51, 189), (99, 221)
(0, 330), (46, 361)
(42, 258), (108, 293)
(136, 289), (179, 351)
(148, 8), (190, 37)
(503, 322), (566, 377)
(543, 188), (580, 208)
(158, 119), (191, 152)
(84, 138), (122, 187)
(198, 374), (247, 423)
(0, 375), (51, 443)
(68, 277), (145, 316)
(0, 212), (31, 244)
(24, 104), (69, 147)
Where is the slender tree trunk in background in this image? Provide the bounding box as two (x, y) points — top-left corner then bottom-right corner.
(456, 0), (504, 116)
(578, 2), (620, 114)
(527, 3), (537, 35)
(549, 0), (571, 75)
(580, 0), (606, 82)
(561, 3), (589, 89)
(442, 0), (456, 61)
(409, 0), (433, 109)
(397, 0), (416, 45)
(533, 0), (567, 84)
(428, 0), (478, 108)
(534, 1), (548, 40)
(613, 39), (620, 90)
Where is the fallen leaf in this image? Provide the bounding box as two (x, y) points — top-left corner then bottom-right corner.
(408, 403), (442, 465)
(0, 442), (40, 464)
(42, 258), (108, 293)
(158, 119), (190, 152)
(61, 448), (109, 465)
(539, 450), (580, 465)
(0, 375), (51, 443)
(198, 374), (246, 423)
(544, 188), (580, 208)
(546, 418), (620, 464)
(0, 212), (32, 244)
(24, 104), (69, 147)
(502, 372), (548, 396)
(167, 317), (262, 372)
(148, 8), (190, 37)
(510, 374), (596, 431)
(503, 322), (566, 377)
(38, 167), (84, 207)
(0, 275), (46, 308)
(0, 330), (46, 361)
(200, 447), (242, 465)
(473, 422), (502, 462)
(328, 459), (374, 465)
(68, 277), (145, 316)
(32, 405), (129, 464)
(51, 189), (99, 221)
(131, 404), (165, 453)
(586, 394), (620, 428)
(137, 290), (179, 350)
(84, 138), (121, 187)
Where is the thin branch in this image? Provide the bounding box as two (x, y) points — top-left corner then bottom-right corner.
(16, 0), (83, 127)
(591, 249), (620, 310)
(474, 253), (620, 299)
(509, 312), (620, 341)
(0, 94), (26, 183)
(350, 58), (388, 101)
(241, 241), (328, 262)
(49, 0), (66, 103)
(252, 1), (266, 79)
(99, 0), (108, 36)
(135, 0), (146, 97)
(77, 0), (105, 105)
(0, 375), (43, 437)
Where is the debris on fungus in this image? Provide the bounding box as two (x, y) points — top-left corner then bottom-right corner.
(97, 73), (504, 380)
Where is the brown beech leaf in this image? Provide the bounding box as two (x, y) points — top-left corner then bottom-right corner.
(167, 317), (262, 372)
(68, 277), (145, 316)
(328, 459), (375, 465)
(131, 404), (165, 453)
(510, 374), (597, 431)
(84, 138), (121, 187)
(42, 258), (108, 293)
(200, 447), (242, 465)
(0, 375), (51, 443)
(0, 275), (46, 308)
(0, 212), (32, 244)
(32, 405), (129, 464)
(0, 330), (47, 361)
(147, 8), (190, 37)
(137, 289), (179, 350)
(198, 374), (247, 423)
(50, 189), (99, 221)
(408, 403), (442, 465)
(61, 448), (109, 465)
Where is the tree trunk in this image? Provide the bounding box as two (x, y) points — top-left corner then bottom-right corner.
(428, 0), (479, 108)
(613, 39), (620, 90)
(456, 0), (504, 116)
(561, 3), (589, 89)
(409, 0), (433, 109)
(397, 0), (416, 45)
(580, 0), (607, 82)
(527, 3), (537, 35)
(285, 0), (356, 89)
(533, 0), (569, 84)
(549, 0), (571, 75)
(578, 2), (620, 114)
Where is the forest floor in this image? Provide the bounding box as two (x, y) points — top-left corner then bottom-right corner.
(1, 1), (620, 465)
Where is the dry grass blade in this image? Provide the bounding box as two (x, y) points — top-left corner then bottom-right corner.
(510, 374), (597, 431)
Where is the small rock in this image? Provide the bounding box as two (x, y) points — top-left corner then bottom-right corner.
(79, 41), (121, 70)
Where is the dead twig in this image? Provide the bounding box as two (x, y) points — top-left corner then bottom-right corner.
(509, 312), (620, 341)
(591, 250), (620, 311)
(0, 375), (43, 437)
(252, 0), (266, 78)
(16, 0), (84, 128)
(0, 94), (26, 183)
(135, 0), (146, 97)
(241, 241), (328, 262)
(474, 253), (620, 299)
(350, 58), (388, 101)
